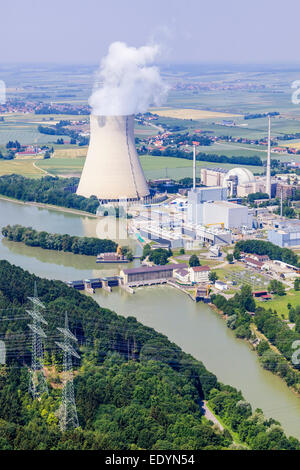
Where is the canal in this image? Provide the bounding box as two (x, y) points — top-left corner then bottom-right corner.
(0, 198), (299, 438)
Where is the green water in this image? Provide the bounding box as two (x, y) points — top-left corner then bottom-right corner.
(0, 199), (299, 439)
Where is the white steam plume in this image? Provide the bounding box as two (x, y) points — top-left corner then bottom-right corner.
(89, 42), (169, 116)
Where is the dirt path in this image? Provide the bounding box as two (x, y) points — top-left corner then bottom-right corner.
(200, 401), (224, 431)
(33, 160), (55, 177)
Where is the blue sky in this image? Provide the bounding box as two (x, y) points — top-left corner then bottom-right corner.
(1, 0), (300, 64)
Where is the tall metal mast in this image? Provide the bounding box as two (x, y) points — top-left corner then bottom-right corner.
(56, 312), (80, 432)
(27, 282), (48, 398)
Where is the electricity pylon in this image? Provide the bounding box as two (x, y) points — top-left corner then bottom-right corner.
(56, 312), (80, 432)
(27, 282), (48, 398)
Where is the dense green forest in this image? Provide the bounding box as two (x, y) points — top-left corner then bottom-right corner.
(211, 286), (300, 391)
(0, 260), (299, 450)
(235, 239), (299, 267)
(1, 224), (118, 256)
(0, 175), (99, 214)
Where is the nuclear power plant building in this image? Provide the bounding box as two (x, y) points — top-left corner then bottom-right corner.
(187, 186), (253, 229)
(201, 167), (277, 198)
(201, 168), (228, 187)
(77, 115), (150, 202)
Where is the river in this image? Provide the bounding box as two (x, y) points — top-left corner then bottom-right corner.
(0, 198), (299, 438)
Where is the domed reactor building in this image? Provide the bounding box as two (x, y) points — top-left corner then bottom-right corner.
(77, 115), (150, 204)
(222, 167), (256, 197)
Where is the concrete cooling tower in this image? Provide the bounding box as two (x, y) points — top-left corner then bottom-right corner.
(77, 115), (150, 202)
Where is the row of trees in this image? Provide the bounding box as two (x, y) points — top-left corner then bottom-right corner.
(254, 308), (300, 388)
(207, 385), (298, 450)
(211, 285), (255, 340)
(147, 147), (263, 167)
(0, 175), (99, 214)
(0, 260), (298, 449)
(235, 239), (299, 267)
(211, 284), (300, 390)
(1, 225), (118, 256)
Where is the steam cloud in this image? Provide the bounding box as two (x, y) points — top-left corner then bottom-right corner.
(89, 42), (168, 116)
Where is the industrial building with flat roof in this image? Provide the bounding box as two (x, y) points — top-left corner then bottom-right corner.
(187, 186), (227, 225)
(201, 168), (228, 187)
(268, 222), (300, 248)
(201, 200), (253, 229)
(120, 263), (188, 286)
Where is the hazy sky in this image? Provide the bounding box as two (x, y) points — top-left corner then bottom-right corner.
(1, 0), (300, 64)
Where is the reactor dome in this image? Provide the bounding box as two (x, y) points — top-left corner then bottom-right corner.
(222, 167), (255, 187)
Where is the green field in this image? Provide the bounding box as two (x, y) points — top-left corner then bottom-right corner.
(33, 153), (265, 180)
(256, 289), (300, 318)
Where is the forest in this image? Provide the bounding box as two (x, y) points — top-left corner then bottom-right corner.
(0, 260), (299, 450)
(0, 175), (99, 214)
(1, 224), (118, 256)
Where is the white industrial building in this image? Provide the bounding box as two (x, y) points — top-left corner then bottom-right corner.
(187, 186), (252, 230)
(215, 280), (228, 291)
(201, 201), (253, 229)
(268, 221), (300, 247)
(187, 186), (227, 225)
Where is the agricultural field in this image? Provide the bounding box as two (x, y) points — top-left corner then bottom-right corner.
(2, 63), (300, 179)
(0, 158), (44, 178)
(280, 140), (300, 149)
(0, 150), (266, 179)
(0, 112), (158, 149)
(151, 107), (241, 120)
(37, 153), (265, 179)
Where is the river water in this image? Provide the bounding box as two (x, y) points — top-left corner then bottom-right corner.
(0, 199), (299, 438)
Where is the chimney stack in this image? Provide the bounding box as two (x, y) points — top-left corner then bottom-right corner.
(193, 144), (196, 190)
(266, 115), (272, 198)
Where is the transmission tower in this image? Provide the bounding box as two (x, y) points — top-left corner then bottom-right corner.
(27, 282), (48, 398)
(56, 312), (80, 432)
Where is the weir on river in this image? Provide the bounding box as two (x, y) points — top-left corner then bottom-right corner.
(0, 198), (300, 439)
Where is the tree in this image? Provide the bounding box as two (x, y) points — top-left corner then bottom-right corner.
(226, 253), (234, 264)
(149, 248), (171, 265)
(233, 247), (241, 260)
(294, 278), (300, 291)
(189, 255), (200, 267)
(209, 271), (218, 284)
(141, 244), (151, 261)
(268, 280), (285, 296)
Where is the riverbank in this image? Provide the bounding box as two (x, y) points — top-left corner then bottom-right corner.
(0, 195), (99, 218)
(209, 298), (300, 397)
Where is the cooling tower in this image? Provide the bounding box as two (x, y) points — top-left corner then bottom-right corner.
(77, 115), (150, 202)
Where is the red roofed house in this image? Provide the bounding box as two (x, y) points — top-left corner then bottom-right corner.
(244, 257), (263, 270)
(189, 265), (210, 283)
